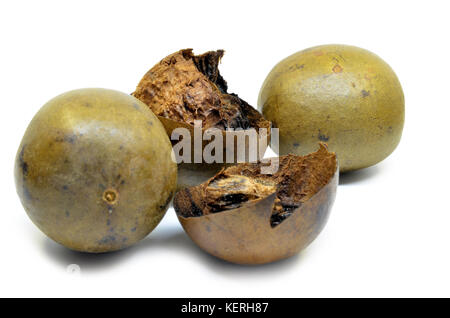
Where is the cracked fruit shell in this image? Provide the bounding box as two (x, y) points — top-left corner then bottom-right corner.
(174, 144), (338, 264)
(258, 44), (405, 172)
(133, 49), (271, 187)
(15, 88), (177, 253)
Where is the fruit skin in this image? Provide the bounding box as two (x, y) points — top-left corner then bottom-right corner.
(174, 145), (338, 265)
(15, 88), (177, 253)
(258, 44), (405, 172)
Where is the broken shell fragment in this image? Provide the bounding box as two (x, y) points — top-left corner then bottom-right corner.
(173, 144), (338, 264)
(132, 49), (271, 169)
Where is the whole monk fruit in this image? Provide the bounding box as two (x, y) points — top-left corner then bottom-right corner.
(15, 88), (177, 253)
(258, 44), (405, 172)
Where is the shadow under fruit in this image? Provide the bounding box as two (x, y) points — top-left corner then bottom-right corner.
(15, 88), (177, 253)
(174, 144), (338, 264)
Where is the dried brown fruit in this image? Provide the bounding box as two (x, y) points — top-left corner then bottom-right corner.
(174, 144), (338, 264)
(132, 49), (271, 187)
(133, 49), (268, 130)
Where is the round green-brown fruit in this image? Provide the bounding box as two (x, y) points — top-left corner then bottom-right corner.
(15, 88), (177, 253)
(258, 44), (405, 172)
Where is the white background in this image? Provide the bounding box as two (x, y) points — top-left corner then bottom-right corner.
(1, 0), (449, 297)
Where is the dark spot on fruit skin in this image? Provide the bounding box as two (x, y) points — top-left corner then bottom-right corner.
(84, 102), (92, 108)
(120, 180), (125, 185)
(106, 219), (111, 226)
(318, 130), (330, 142)
(62, 185), (68, 190)
(55, 134), (77, 144)
(130, 227), (137, 232)
(65, 210), (70, 217)
(18, 145), (33, 201)
(205, 225), (211, 232)
(147, 121), (153, 126)
(98, 235), (116, 244)
(99, 183), (106, 190)
(132, 103), (141, 110)
(109, 227), (115, 233)
(293, 143), (300, 148)
(288, 64), (305, 72)
(361, 90), (370, 97)
(18, 146), (28, 177)
(122, 237), (128, 243)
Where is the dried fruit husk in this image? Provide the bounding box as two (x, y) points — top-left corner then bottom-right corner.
(132, 49), (271, 171)
(174, 144), (338, 264)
